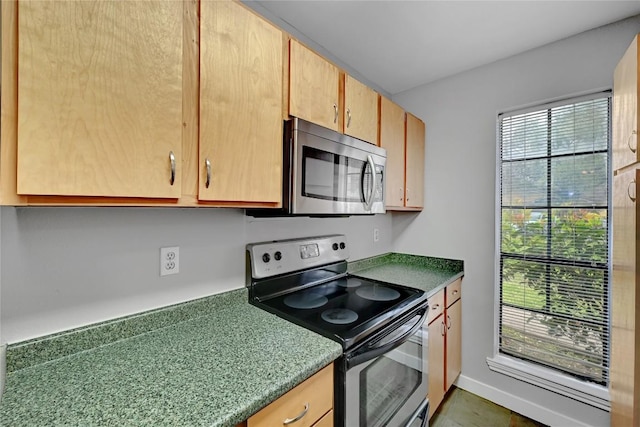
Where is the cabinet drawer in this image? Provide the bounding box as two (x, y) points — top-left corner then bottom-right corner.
(248, 364), (333, 427)
(314, 410), (333, 427)
(446, 278), (462, 307)
(427, 289), (445, 324)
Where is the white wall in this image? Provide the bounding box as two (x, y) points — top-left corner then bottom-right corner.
(392, 15), (640, 427)
(0, 207), (390, 343)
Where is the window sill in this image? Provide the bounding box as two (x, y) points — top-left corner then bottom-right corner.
(486, 354), (609, 411)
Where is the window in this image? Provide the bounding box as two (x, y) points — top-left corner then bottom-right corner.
(498, 93), (610, 386)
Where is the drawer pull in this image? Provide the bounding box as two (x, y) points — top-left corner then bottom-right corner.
(346, 108), (352, 128)
(283, 402), (309, 425)
(629, 130), (637, 154)
(431, 303), (440, 311)
(629, 179), (636, 203)
(447, 314), (452, 330)
(452, 290), (459, 295)
(333, 104), (338, 124)
(440, 321), (446, 336)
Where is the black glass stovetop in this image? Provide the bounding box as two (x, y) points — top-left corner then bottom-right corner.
(251, 275), (425, 351)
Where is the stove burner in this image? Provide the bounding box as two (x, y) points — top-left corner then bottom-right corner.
(338, 278), (363, 288)
(321, 308), (359, 325)
(283, 291), (328, 309)
(355, 285), (401, 302)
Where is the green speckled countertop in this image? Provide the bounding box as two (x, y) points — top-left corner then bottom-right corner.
(348, 253), (464, 297)
(0, 289), (342, 427)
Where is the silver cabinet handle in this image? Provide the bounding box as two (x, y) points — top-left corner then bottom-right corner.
(440, 321), (446, 336)
(346, 108), (352, 128)
(205, 158), (211, 189)
(333, 104), (338, 124)
(431, 303), (439, 311)
(452, 290), (459, 295)
(169, 151), (176, 186)
(629, 179), (636, 202)
(283, 402), (309, 425)
(447, 314), (452, 330)
(629, 130), (638, 154)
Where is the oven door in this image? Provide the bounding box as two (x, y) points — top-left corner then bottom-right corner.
(344, 307), (429, 427)
(291, 120), (385, 215)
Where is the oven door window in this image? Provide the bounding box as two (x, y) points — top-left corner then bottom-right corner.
(360, 328), (425, 427)
(302, 146), (368, 203)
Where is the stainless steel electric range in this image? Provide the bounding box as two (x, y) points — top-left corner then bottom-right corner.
(246, 235), (429, 427)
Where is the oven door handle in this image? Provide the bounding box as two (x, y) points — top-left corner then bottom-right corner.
(346, 308), (428, 369)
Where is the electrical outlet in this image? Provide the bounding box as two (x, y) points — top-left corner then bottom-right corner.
(373, 228), (380, 242)
(160, 246), (179, 276)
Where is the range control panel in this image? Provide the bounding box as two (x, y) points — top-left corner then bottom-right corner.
(247, 235), (349, 279)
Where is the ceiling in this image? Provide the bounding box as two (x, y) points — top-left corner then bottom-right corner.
(250, 1), (640, 95)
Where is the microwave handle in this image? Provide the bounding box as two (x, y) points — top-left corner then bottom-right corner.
(363, 155), (377, 211)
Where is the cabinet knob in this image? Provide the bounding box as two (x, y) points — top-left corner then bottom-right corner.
(629, 130), (638, 154)
(346, 108), (352, 128)
(333, 104), (338, 124)
(169, 151), (176, 186)
(205, 158), (212, 189)
(629, 179), (636, 203)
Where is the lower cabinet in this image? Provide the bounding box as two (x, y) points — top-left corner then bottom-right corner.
(244, 363), (334, 427)
(428, 278), (462, 418)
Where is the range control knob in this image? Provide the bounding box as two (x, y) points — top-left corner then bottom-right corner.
(340, 242), (346, 249)
(274, 251), (282, 261)
(332, 243), (339, 251)
(262, 253), (271, 263)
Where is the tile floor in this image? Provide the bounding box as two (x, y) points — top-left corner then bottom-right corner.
(429, 387), (548, 427)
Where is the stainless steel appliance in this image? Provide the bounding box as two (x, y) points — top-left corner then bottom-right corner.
(246, 235), (429, 427)
(248, 118), (386, 217)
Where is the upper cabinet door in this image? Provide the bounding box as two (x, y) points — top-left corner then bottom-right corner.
(199, 0), (283, 204)
(344, 75), (378, 144)
(379, 97), (406, 208)
(613, 34), (639, 172)
(17, 0), (183, 198)
(405, 113), (425, 208)
(289, 40), (340, 132)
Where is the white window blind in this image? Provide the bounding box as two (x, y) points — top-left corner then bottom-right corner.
(498, 93), (610, 385)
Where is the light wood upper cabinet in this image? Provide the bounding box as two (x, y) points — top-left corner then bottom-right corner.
(16, 0), (183, 198)
(199, 0), (283, 204)
(405, 113), (425, 209)
(289, 39), (340, 133)
(344, 75), (379, 144)
(380, 98), (425, 211)
(611, 169), (639, 427)
(613, 35), (639, 172)
(380, 97), (406, 208)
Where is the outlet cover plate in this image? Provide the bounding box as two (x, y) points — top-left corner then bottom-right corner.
(160, 246), (179, 276)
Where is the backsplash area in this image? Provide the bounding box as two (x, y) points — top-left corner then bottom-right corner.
(0, 207), (392, 344)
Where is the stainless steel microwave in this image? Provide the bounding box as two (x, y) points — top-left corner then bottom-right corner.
(249, 118), (386, 217)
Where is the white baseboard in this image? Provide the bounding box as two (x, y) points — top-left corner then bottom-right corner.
(455, 375), (604, 427)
